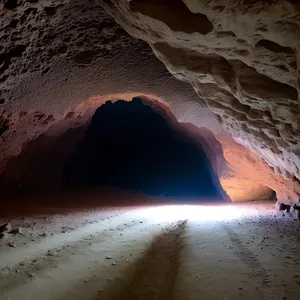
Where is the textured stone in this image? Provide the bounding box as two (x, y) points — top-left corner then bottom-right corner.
(0, 0), (216, 172)
(101, 0), (300, 203)
(0, 0), (299, 203)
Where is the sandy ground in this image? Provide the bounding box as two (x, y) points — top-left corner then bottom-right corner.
(0, 190), (300, 300)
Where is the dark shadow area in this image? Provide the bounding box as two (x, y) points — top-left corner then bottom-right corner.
(96, 220), (187, 300)
(63, 98), (225, 201)
(129, 0), (213, 35)
(270, 190), (277, 202)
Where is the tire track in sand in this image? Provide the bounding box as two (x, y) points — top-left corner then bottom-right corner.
(0, 216), (146, 293)
(222, 224), (272, 299)
(0, 211), (134, 270)
(98, 220), (187, 300)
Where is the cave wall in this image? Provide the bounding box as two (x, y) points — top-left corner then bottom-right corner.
(101, 0), (300, 203)
(63, 98), (226, 199)
(0, 94), (273, 203)
(182, 124), (274, 202)
(0, 0), (295, 202)
(0, 0), (217, 171)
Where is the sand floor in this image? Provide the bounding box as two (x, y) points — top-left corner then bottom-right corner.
(0, 191), (300, 300)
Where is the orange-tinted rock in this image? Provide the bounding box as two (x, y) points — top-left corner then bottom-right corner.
(0, 1), (299, 203)
(101, 0), (300, 203)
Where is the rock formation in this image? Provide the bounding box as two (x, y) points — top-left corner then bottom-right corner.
(101, 0), (300, 203)
(62, 98), (228, 200)
(0, 0), (299, 204)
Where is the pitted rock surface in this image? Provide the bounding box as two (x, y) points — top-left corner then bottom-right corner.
(0, 0), (215, 167)
(101, 0), (300, 202)
(0, 0), (299, 203)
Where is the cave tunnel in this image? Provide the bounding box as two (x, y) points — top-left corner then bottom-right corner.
(63, 98), (226, 202)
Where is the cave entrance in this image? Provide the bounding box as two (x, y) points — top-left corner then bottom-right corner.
(270, 190), (277, 202)
(63, 98), (226, 202)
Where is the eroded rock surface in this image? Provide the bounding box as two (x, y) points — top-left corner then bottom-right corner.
(0, 0), (299, 203)
(0, 0), (215, 169)
(101, 0), (300, 202)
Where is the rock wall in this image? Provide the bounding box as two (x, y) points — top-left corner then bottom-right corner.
(0, 0), (297, 202)
(0, 96), (226, 196)
(101, 0), (300, 203)
(0, 0), (216, 171)
(62, 98), (228, 199)
(0, 94), (273, 203)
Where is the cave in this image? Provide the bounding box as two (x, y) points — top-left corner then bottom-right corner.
(63, 98), (226, 200)
(0, 0), (300, 299)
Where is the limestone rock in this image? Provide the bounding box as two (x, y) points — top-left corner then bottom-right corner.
(0, 0), (215, 175)
(0, 0), (299, 203)
(101, 0), (300, 203)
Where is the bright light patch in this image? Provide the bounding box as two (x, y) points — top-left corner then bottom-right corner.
(138, 204), (243, 223)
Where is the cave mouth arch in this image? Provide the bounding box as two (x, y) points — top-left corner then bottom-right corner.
(63, 97), (227, 202)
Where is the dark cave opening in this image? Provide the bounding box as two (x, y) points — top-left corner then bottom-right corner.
(270, 190), (277, 202)
(63, 98), (226, 201)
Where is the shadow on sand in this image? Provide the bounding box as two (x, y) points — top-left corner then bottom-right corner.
(96, 220), (187, 300)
